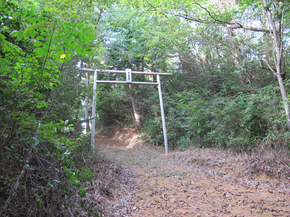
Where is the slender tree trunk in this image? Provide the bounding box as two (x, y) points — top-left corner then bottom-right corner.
(85, 63), (90, 133)
(126, 57), (143, 127)
(193, 51), (209, 87)
(129, 84), (142, 128)
(262, 0), (290, 131)
(228, 27), (244, 84)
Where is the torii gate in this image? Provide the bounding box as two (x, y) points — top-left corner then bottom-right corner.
(79, 68), (172, 153)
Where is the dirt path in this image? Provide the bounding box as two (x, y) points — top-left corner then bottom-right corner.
(95, 128), (290, 217)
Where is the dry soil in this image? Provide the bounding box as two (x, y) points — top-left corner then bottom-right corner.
(94, 126), (290, 217)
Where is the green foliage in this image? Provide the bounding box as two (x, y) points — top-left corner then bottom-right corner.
(94, 0), (290, 154)
(0, 1), (290, 215)
(141, 84), (286, 151)
(0, 1), (101, 215)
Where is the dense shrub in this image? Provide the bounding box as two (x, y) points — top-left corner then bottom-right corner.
(142, 84), (288, 151)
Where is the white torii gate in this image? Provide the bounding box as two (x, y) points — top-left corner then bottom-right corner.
(79, 68), (172, 153)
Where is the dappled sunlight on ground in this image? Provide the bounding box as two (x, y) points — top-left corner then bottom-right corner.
(96, 126), (142, 150)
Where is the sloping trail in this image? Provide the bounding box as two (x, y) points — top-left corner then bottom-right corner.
(95, 127), (290, 216)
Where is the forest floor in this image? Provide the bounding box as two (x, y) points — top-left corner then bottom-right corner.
(92, 126), (290, 217)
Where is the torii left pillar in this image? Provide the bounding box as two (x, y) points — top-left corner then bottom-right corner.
(91, 70), (97, 150)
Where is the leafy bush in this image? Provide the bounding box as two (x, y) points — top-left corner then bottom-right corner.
(142, 84), (285, 151)
(0, 2), (97, 216)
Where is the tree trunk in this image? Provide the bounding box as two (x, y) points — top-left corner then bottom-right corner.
(129, 84), (142, 128)
(228, 27), (244, 84)
(262, 0), (290, 131)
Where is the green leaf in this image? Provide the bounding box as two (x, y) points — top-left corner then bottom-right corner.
(55, 44), (63, 50)
(30, 9), (35, 16)
(0, 34), (6, 41)
(63, 28), (70, 34)
(63, 33), (70, 39)
(78, 24), (84, 30)
(24, 25), (36, 33)
(36, 36), (45, 40)
(22, 9), (28, 15)
(83, 35), (89, 44)
(11, 31), (18, 37)
(65, 23), (72, 28)
(83, 27), (90, 34)
(24, 32), (30, 39)
(43, 43), (49, 50)
(17, 32), (23, 41)
(40, 48), (48, 56)
(62, 38), (69, 43)
(66, 49), (72, 55)
(66, 54), (71, 61)
(34, 41), (43, 47)
(31, 17), (38, 23)
(64, 44), (71, 49)
(72, 29), (78, 36)
(81, 49), (86, 57)
(87, 32), (95, 40)
(30, 30), (36, 38)
(33, 47), (41, 53)
(56, 50), (63, 57)
(37, 48), (42, 56)
(87, 51), (94, 56)
(76, 45), (82, 55)
(25, 16), (31, 22)
(13, 12), (21, 18)
(45, 39), (50, 45)
(66, 37), (74, 43)
(71, 41), (77, 48)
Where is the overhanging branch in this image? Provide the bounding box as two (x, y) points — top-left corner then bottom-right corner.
(177, 2), (271, 33)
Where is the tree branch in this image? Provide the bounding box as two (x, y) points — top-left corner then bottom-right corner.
(96, 9), (103, 25)
(0, 124), (40, 216)
(145, 0), (157, 11)
(34, 27), (56, 98)
(177, 2), (271, 33)
(262, 58), (277, 76)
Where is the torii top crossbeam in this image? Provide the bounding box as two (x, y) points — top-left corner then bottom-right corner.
(79, 68), (172, 76)
(79, 68), (172, 153)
